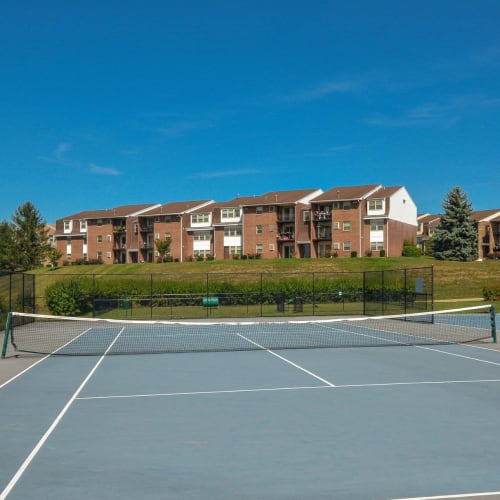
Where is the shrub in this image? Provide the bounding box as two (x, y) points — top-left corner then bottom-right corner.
(45, 279), (94, 316)
(402, 240), (422, 257)
(483, 282), (500, 301)
(379, 250), (386, 257)
(350, 251), (357, 258)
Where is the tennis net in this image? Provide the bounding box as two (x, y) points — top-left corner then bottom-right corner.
(2, 305), (496, 357)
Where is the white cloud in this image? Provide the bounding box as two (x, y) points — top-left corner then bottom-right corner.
(190, 168), (263, 179)
(89, 163), (122, 176)
(280, 80), (361, 102)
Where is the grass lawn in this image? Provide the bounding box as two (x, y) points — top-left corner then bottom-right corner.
(29, 256), (500, 312)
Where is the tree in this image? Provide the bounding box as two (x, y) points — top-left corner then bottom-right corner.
(155, 236), (172, 263)
(11, 202), (51, 270)
(431, 187), (478, 261)
(0, 220), (17, 270)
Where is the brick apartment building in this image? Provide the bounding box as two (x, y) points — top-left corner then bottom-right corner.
(54, 183), (419, 264)
(54, 204), (160, 265)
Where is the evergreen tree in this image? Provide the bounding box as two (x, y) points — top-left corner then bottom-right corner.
(11, 202), (51, 270)
(431, 187), (478, 261)
(0, 220), (17, 270)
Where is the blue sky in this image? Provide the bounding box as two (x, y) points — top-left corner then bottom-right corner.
(1, 1), (499, 223)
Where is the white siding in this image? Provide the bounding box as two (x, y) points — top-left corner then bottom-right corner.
(387, 187), (417, 225)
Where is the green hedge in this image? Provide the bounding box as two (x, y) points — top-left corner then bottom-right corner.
(44, 274), (423, 316)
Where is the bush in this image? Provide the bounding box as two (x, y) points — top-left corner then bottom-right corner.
(45, 279), (94, 316)
(350, 251), (357, 258)
(483, 282), (500, 301)
(402, 241), (422, 257)
(380, 250), (386, 257)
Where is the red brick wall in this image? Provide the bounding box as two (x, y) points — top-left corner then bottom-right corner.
(242, 206), (278, 258)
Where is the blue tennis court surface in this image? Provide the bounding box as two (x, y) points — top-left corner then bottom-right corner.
(2, 339), (500, 499)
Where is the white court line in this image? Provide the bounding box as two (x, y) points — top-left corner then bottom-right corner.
(417, 345), (500, 366)
(236, 332), (336, 387)
(0, 327), (94, 389)
(0, 327), (126, 500)
(390, 491), (500, 499)
(76, 378), (500, 401)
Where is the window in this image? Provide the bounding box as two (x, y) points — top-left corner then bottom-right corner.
(97, 235), (103, 243)
(228, 246), (241, 255)
(66, 253), (71, 260)
(106, 252), (112, 259)
(256, 206), (263, 214)
(221, 208), (241, 218)
(194, 249), (211, 259)
(97, 219), (103, 226)
(256, 244), (263, 254)
(370, 242), (384, 251)
(333, 222), (340, 230)
(343, 221), (351, 231)
(80, 220), (87, 231)
(134, 223), (138, 234)
(343, 201), (351, 210)
(63, 220), (72, 233)
(224, 227), (241, 237)
(268, 225), (274, 232)
(191, 213), (210, 224)
(369, 199), (383, 211)
(343, 241), (351, 251)
(165, 232), (171, 239)
(268, 206), (275, 213)
(106, 235), (112, 242)
(333, 242), (340, 250)
(256, 225), (263, 235)
(332, 202), (341, 209)
(370, 221), (384, 231)
(194, 231), (211, 241)
(165, 215), (172, 223)
(97, 251), (102, 260)
(269, 243), (275, 251)
(303, 210), (311, 222)
(155, 233), (160, 240)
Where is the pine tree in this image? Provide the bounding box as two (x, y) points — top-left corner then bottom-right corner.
(431, 187), (478, 261)
(11, 202), (51, 270)
(0, 220), (17, 270)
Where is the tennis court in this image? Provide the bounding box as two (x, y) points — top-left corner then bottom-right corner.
(1, 306), (500, 499)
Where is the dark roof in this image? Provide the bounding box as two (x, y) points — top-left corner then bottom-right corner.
(61, 204), (158, 220)
(141, 200), (214, 216)
(312, 184), (381, 202)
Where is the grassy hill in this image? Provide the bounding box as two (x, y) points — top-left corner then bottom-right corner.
(31, 256), (500, 309)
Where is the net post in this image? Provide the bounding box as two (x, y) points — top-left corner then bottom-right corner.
(1, 312), (13, 359)
(491, 305), (497, 343)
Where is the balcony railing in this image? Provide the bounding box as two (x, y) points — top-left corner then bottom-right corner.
(314, 211), (331, 221)
(277, 233), (295, 241)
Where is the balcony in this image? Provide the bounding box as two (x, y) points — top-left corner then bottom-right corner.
(277, 215), (295, 222)
(277, 233), (295, 242)
(314, 211), (331, 221)
(113, 226), (126, 233)
(316, 232), (332, 241)
(140, 225), (154, 233)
